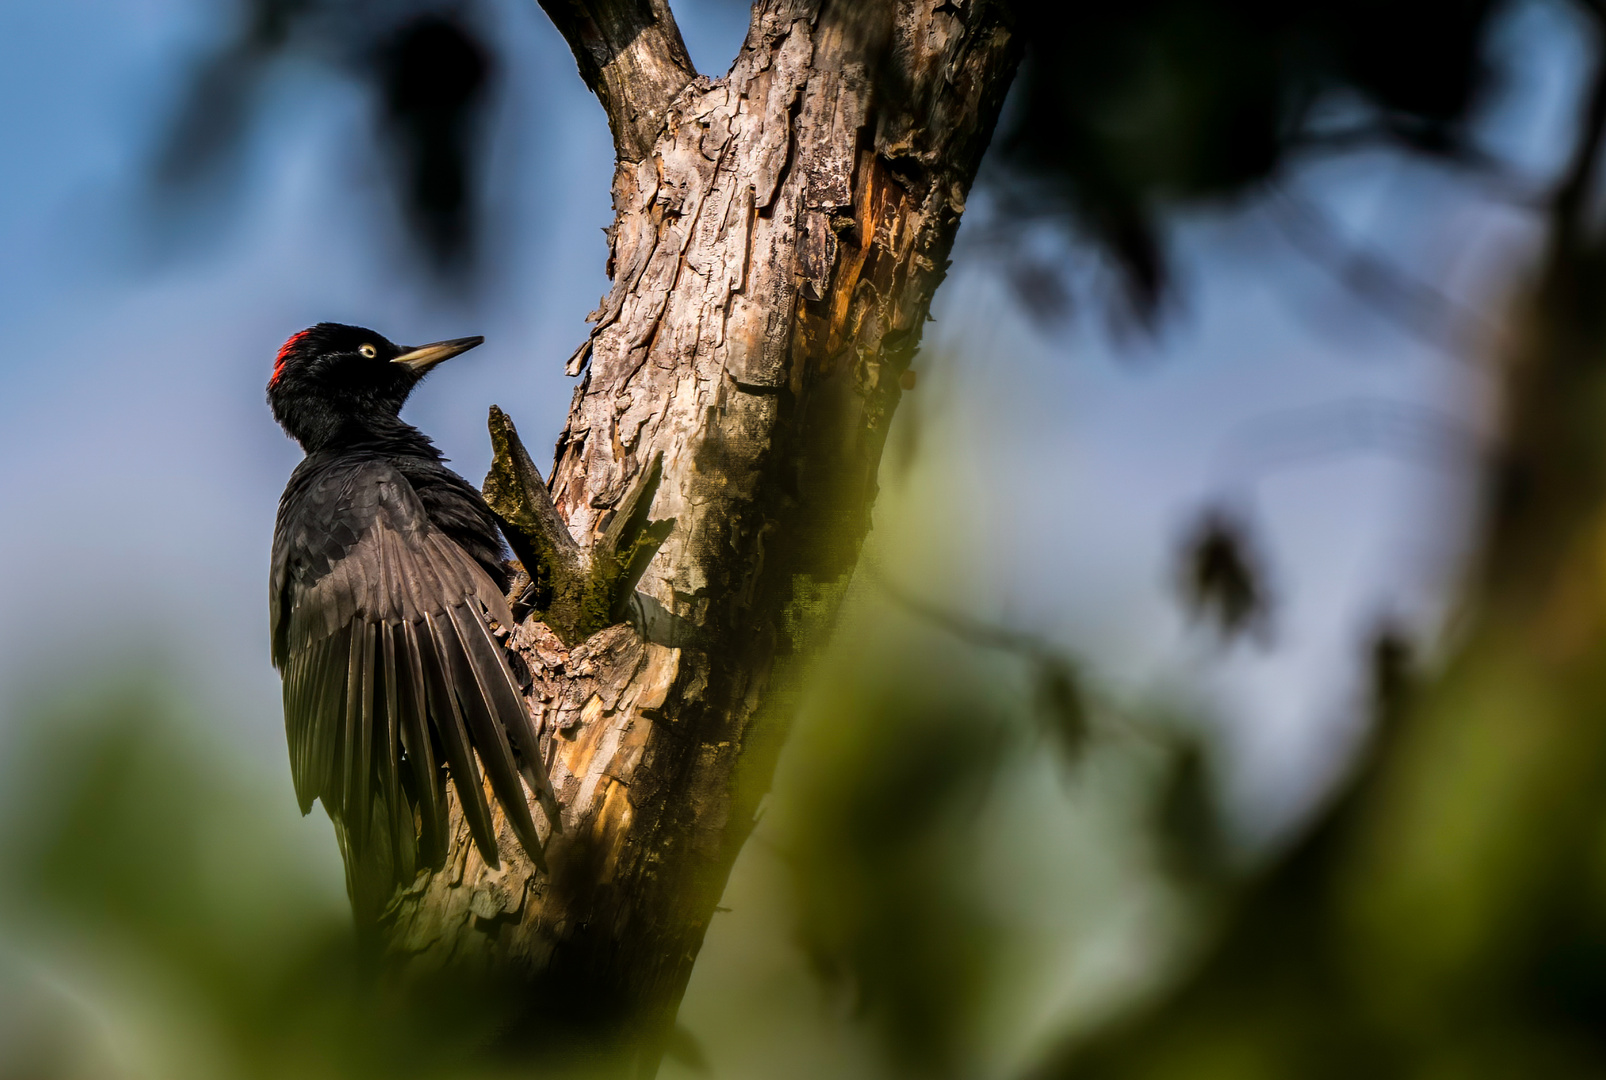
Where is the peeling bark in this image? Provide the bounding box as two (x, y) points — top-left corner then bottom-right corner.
(380, 0), (1021, 1065)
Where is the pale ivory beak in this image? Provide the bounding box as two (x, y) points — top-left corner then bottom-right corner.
(391, 335), (484, 374)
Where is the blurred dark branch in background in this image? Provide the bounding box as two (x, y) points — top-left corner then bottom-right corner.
(1270, 190), (1500, 357)
(866, 556), (1096, 763)
(863, 556), (1232, 774)
(1214, 397), (1480, 478)
(1550, 5), (1606, 242)
(158, 0), (499, 280)
(155, 0), (312, 190)
(1028, 629), (1422, 1080)
(374, 11), (493, 273)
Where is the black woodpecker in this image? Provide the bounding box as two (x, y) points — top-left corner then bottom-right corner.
(267, 323), (558, 901)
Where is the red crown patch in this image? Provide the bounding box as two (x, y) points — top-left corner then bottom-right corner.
(270, 329), (312, 386)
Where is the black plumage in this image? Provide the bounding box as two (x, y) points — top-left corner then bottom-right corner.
(267, 323), (558, 894)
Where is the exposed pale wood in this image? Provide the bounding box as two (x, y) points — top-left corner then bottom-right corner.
(380, 0), (1021, 1067)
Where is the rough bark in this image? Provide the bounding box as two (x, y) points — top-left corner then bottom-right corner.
(380, 0), (1020, 1065)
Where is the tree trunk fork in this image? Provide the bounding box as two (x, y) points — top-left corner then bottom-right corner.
(381, 1), (1021, 1068)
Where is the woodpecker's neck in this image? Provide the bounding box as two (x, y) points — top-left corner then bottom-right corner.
(337, 414), (442, 458)
(295, 406), (440, 460)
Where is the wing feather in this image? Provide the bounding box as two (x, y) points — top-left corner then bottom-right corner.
(339, 621), (363, 826)
(399, 619), (447, 865)
(379, 622), (408, 875)
(301, 627), (349, 815)
(270, 454), (552, 883)
(417, 611), (500, 867)
(452, 604), (562, 828)
(350, 621), (377, 851)
(442, 602), (546, 869)
(289, 636), (329, 798)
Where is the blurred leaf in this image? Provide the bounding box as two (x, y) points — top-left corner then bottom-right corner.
(155, 0), (316, 189)
(1177, 508), (1272, 644)
(663, 1024), (711, 1074)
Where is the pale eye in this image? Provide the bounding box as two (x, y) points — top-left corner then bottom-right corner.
(358, 343), (378, 359)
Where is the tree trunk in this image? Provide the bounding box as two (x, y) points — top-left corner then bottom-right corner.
(380, 0), (1020, 1064)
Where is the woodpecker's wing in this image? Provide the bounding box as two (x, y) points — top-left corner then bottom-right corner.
(270, 456), (558, 873)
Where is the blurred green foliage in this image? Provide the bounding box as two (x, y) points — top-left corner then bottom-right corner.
(0, 678), (560, 1080)
(737, 570), (1215, 1080)
(780, 647), (1010, 1078)
(1033, 623), (1606, 1077)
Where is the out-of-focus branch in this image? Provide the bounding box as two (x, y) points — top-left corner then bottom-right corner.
(1270, 191), (1498, 359)
(1552, 6), (1606, 240)
(536, 0), (697, 161)
(863, 558), (1175, 758)
(865, 558), (1057, 660)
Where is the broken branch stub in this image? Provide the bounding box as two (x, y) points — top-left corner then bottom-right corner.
(485, 407), (672, 645)
(484, 405), (592, 642)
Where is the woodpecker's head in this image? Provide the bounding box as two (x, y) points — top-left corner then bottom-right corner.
(267, 322), (483, 451)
